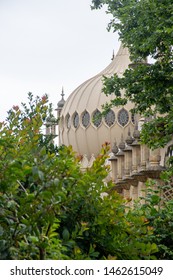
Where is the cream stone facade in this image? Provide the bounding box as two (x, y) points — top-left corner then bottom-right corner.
(49, 43), (173, 202)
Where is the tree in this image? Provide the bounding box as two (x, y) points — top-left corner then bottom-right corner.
(91, 0), (173, 259)
(91, 0), (173, 149)
(0, 93), (158, 260)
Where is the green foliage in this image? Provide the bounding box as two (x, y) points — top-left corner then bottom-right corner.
(91, 0), (173, 149)
(0, 92), (162, 260)
(91, 0), (173, 60)
(90, 3), (173, 259)
(0, 93), (64, 259)
(132, 180), (173, 259)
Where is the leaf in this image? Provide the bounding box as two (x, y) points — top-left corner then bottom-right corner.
(28, 236), (39, 243)
(62, 228), (70, 241)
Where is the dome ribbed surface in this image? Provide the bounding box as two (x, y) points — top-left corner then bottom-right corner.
(59, 43), (136, 157)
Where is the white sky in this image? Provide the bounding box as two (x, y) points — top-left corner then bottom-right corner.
(0, 0), (120, 121)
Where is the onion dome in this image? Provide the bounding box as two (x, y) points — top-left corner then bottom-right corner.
(58, 90), (65, 108)
(57, 87), (65, 109)
(59, 43), (136, 157)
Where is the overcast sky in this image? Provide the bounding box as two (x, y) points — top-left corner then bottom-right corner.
(0, 0), (120, 121)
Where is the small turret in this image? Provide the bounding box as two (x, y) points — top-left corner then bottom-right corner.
(56, 87), (65, 118)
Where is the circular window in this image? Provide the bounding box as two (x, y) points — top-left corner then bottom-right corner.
(104, 110), (115, 127)
(73, 112), (79, 128)
(66, 113), (71, 129)
(92, 109), (102, 127)
(82, 111), (90, 128)
(118, 108), (129, 127)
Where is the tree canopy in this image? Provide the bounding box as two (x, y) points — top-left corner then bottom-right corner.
(91, 0), (173, 149)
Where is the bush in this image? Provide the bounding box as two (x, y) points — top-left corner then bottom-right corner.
(0, 93), (161, 260)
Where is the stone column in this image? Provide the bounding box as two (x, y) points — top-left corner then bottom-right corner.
(124, 128), (133, 177)
(149, 148), (161, 169)
(116, 152), (125, 180)
(123, 146), (132, 178)
(131, 120), (141, 173)
(109, 141), (119, 182)
(140, 144), (150, 171)
(109, 155), (118, 182)
(116, 135), (125, 180)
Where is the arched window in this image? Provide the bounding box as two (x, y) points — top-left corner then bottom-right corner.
(118, 108), (129, 127)
(66, 113), (71, 129)
(82, 110), (90, 128)
(73, 112), (79, 128)
(92, 109), (102, 128)
(104, 110), (115, 127)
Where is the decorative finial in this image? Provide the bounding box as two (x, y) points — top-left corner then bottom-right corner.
(133, 120), (140, 140)
(57, 87), (65, 109)
(126, 127), (133, 145)
(112, 139), (119, 155)
(61, 87), (65, 99)
(118, 134), (125, 150)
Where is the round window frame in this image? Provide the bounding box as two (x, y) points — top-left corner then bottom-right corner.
(65, 113), (71, 129)
(92, 109), (102, 128)
(117, 108), (129, 127)
(73, 111), (79, 129)
(81, 110), (90, 128)
(104, 109), (116, 127)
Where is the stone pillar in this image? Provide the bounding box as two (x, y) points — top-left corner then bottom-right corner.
(131, 144), (141, 174)
(116, 152), (124, 180)
(45, 121), (51, 135)
(110, 141), (119, 182)
(123, 128), (133, 177)
(116, 135), (125, 180)
(123, 146), (132, 178)
(140, 144), (150, 171)
(55, 88), (65, 145)
(109, 155), (118, 182)
(131, 120), (141, 173)
(149, 148), (161, 169)
(45, 117), (57, 142)
(51, 122), (56, 136)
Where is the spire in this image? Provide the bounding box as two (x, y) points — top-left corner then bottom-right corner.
(57, 87), (65, 109)
(61, 86), (65, 99)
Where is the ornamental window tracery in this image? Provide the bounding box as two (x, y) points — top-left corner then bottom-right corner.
(66, 113), (71, 129)
(81, 110), (90, 128)
(117, 108), (129, 127)
(104, 109), (115, 127)
(73, 112), (79, 128)
(92, 109), (102, 128)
